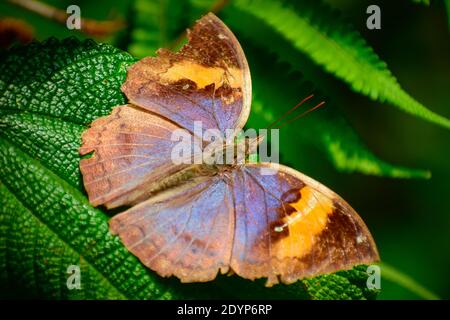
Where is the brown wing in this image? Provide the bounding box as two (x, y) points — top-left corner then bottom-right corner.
(229, 163), (379, 286)
(79, 104), (197, 208)
(109, 176), (235, 282)
(121, 13), (251, 135)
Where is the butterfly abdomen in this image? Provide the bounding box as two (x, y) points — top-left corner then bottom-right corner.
(148, 164), (218, 195)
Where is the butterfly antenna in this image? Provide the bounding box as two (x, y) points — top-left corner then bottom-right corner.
(276, 101), (326, 129)
(267, 94), (314, 130)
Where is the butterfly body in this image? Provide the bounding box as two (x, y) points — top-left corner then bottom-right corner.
(134, 139), (260, 204)
(79, 13), (379, 286)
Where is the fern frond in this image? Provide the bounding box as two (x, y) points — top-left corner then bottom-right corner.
(196, 0), (450, 129)
(244, 44), (430, 179)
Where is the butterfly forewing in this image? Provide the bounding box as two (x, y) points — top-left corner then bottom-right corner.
(121, 13), (251, 135)
(79, 104), (196, 208)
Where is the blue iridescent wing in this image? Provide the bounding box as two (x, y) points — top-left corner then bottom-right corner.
(229, 163), (379, 286)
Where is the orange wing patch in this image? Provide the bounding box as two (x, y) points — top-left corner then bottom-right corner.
(273, 186), (333, 259)
(160, 60), (243, 90)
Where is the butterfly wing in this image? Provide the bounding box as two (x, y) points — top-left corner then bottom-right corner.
(230, 163), (379, 286)
(79, 104), (198, 208)
(109, 176), (235, 282)
(107, 161), (378, 286)
(121, 13), (251, 135)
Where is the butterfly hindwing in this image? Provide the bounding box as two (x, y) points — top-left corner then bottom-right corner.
(230, 163), (379, 286)
(121, 13), (251, 135)
(106, 162), (379, 286)
(109, 176), (235, 282)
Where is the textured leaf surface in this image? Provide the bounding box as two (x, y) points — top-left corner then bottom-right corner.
(0, 39), (376, 299)
(0, 38), (185, 299)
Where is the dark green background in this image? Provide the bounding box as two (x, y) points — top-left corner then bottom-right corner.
(0, 0), (448, 299)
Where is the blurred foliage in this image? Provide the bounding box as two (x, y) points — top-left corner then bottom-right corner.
(0, 0), (448, 299)
(412, 0), (430, 5)
(445, 0), (450, 29)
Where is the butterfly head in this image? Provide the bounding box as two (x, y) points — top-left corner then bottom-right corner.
(242, 134), (265, 157)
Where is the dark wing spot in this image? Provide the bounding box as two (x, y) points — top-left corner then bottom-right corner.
(171, 79), (198, 91)
(270, 221), (290, 242)
(268, 188), (305, 243)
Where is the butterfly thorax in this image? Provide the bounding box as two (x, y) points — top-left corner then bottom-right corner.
(203, 135), (263, 167)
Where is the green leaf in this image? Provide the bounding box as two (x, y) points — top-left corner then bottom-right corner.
(0, 38), (376, 299)
(0, 171), (124, 299)
(243, 43), (430, 179)
(128, 0), (189, 58)
(0, 38), (184, 299)
(193, 0), (450, 129)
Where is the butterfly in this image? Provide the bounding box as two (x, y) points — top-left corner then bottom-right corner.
(79, 13), (379, 286)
